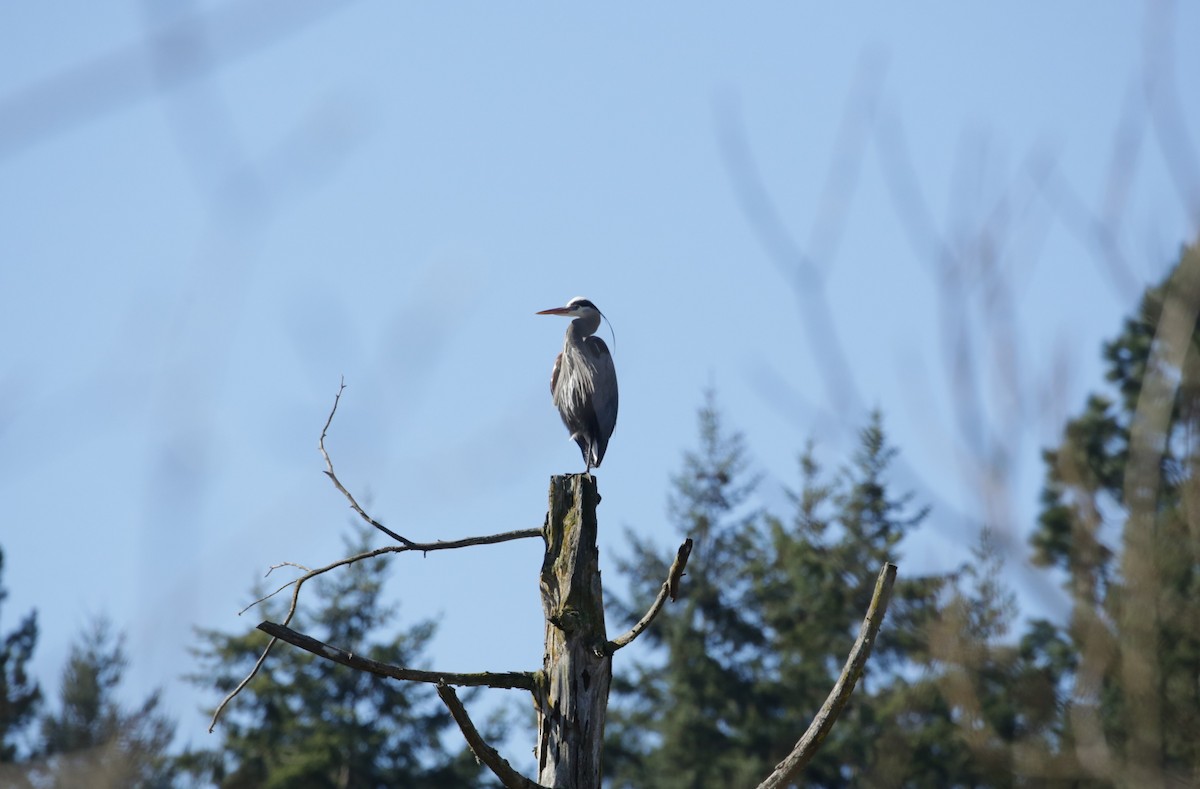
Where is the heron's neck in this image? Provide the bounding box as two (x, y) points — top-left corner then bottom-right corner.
(567, 314), (600, 342)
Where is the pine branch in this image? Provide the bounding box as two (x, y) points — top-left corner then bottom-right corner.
(755, 562), (898, 789)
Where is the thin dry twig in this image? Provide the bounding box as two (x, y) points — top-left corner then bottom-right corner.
(210, 529), (542, 730)
(208, 380), (543, 731)
(755, 563), (898, 789)
(607, 538), (692, 654)
(267, 561), (311, 574)
(231, 561), (315, 613)
(319, 378), (410, 545)
(316, 380), (542, 552)
(436, 682), (548, 789)
(236, 521), (541, 615)
(207, 636), (278, 733)
(258, 621), (537, 691)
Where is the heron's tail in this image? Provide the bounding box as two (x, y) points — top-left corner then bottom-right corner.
(570, 432), (605, 470)
(589, 438), (606, 468)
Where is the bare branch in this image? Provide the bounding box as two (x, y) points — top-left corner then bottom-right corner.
(267, 561), (311, 574)
(237, 577), (302, 615)
(258, 621), (537, 691)
(1143, 0), (1200, 226)
(209, 382), (542, 730)
(1116, 253), (1200, 784)
(436, 682), (548, 789)
(0, 0), (362, 160)
(319, 379), (411, 545)
(607, 538), (692, 654)
(232, 562), (314, 614)
(207, 636), (278, 733)
(666, 537), (693, 601)
(755, 563), (898, 789)
(239, 530), (540, 619)
(392, 528), (544, 553)
(716, 95), (862, 416)
(1034, 157), (1141, 298)
(318, 380), (543, 550)
(211, 530), (541, 728)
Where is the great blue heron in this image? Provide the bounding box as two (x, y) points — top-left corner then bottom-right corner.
(537, 297), (618, 473)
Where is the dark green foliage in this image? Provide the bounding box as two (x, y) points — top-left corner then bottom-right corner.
(742, 413), (953, 788)
(30, 617), (176, 789)
(607, 397), (958, 787)
(0, 548), (41, 764)
(181, 523), (489, 788)
(607, 391), (766, 788)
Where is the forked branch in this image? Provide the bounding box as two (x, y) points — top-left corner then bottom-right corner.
(207, 380), (542, 732)
(755, 562), (898, 789)
(319, 379), (543, 550)
(317, 382), (542, 551)
(258, 621), (537, 691)
(437, 682), (548, 789)
(607, 538), (693, 654)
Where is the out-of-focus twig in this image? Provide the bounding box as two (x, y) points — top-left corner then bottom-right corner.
(0, 0), (359, 159)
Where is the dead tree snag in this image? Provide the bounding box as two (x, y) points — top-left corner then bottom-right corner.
(211, 382), (893, 788)
(534, 474), (611, 788)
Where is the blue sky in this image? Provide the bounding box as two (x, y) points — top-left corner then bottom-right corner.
(2, 0), (1198, 762)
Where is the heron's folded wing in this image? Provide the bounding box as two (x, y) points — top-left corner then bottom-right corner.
(586, 337), (618, 443)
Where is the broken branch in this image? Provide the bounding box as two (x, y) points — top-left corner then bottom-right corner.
(755, 562), (898, 789)
(437, 682), (548, 789)
(607, 538), (693, 654)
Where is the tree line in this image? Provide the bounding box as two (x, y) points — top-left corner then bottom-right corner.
(2, 243), (1198, 787)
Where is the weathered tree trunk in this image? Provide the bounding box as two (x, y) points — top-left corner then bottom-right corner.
(534, 474), (612, 789)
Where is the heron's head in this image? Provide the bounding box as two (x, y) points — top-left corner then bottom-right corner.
(536, 297), (600, 320)
(537, 297), (615, 348)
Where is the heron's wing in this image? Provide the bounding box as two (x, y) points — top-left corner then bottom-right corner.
(584, 337), (618, 450)
(550, 351), (563, 397)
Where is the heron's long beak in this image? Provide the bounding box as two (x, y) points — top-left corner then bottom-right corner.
(536, 307), (572, 316)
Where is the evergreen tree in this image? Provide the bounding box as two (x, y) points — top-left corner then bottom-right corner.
(745, 413), (954, 788)
(1030, 242), (1200, 784)
(608, 402), (957, 787)
(0, 547), (41, 764)
(607, 243), (1200, 789)
(929, 530), (1081, 786)
(183, 523), (490, 788)
(29, 617), (176, 789)
(607, 391), (767, 788)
